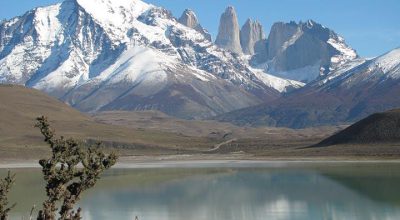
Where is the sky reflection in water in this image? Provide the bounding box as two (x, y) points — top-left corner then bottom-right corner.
(4, 163), (400, 220)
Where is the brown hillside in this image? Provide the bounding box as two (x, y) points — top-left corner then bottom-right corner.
(317, 109), (400, 146)
(0, 85), (219, 159)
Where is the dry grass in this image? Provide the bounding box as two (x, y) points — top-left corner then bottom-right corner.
(0, 85), (219, 159)
(2, 85), (397, 160)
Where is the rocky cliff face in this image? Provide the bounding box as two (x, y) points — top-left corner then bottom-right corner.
(178, 9), (198, 29)
(3, 0), (379, 124)
(266, 21), (299, 60)
(0, 0), (304, 119)
(215, 6), (242, 54)
(217, 48), (400, 128)
(240, 19), (265, 55)
(252, 20), (357, 83)
(212, 9), (356, 84)
(178, 9), (211, 41)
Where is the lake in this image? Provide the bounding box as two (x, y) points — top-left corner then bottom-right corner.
(2, 161), (400, 220)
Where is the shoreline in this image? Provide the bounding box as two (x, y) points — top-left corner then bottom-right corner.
(1, 154), (400, 169)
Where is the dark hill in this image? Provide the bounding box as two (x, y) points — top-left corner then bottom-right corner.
(317, 109), (400, 146)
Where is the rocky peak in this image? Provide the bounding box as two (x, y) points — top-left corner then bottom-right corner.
(266, 21), (300, 60)
(178, 9), (198, 29)
(252, 20), (358, 82)
(138, 7), (174, 26)
(299, 19), (331, 41)
(178, 9), (211, 41)
(215, 6), (242, 54)
(305, 19), (316, 28)
(240, 18), (265, 55)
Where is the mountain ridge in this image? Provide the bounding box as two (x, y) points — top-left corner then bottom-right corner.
(1, 0), (304, 119)
(251, 20), (358, 83)
(216, 47), (400, 128)
(0, 0), (397, 125)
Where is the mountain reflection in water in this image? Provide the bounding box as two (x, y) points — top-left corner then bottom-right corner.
(3, 163), (400, 220)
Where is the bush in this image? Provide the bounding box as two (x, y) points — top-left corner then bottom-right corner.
(0, 171), (16, 220)
(1, 116), (118, 220)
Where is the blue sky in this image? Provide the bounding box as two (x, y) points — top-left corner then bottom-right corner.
(1, 0), (399, 57)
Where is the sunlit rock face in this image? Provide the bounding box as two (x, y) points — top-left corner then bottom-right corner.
(178, 9), (211, 41)
(240, 19), (265, 55)
(0, 0), (296, 119)
(252, 20), (358, 82)
(215, 6), (243, 54)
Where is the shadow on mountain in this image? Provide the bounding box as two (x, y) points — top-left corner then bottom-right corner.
(316, 109), (400, 147)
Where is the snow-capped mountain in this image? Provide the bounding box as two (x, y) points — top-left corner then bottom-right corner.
(251, 20), (358, 83)
(315, 48), (400, 88)
(0, 0), (302, 119)
(216, 48), (400, 128)
(2, 0), (392, 124)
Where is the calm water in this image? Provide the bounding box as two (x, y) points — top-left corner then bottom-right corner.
(2, 162), (400, 220)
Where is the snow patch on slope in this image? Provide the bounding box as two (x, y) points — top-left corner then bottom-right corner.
(33, 49), (90, 91)
(0, 44), (34, 83)
(95, 46), (168, 89)
(318, 58), (367, 86)
(312, 48), (400, 89)
(34, 4), (63, 44)
(328, 36), (357, 66)
(374, 48), (400, 76)
(281, 28), (302, 51)
(270, 63), (322, 83)
(186, 66), (216, 82)
(76, 0), (152, 43)
(0, 5), (65, 84)
(250, 67), (305, 92)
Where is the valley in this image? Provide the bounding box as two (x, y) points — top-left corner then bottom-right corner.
(2, 84), (399, 162)
(0, 85), (340, 160)
(0, 1), (399, 220)
(0, 0), (399, 161)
